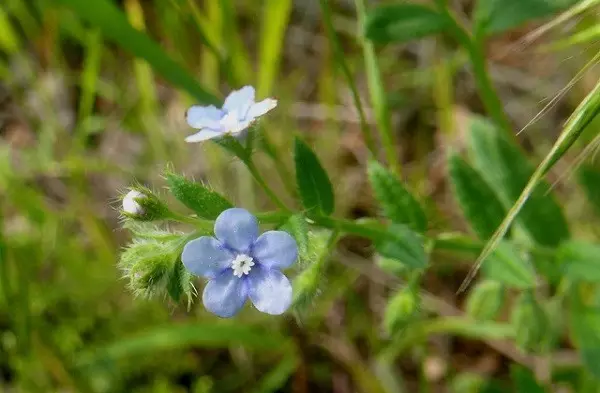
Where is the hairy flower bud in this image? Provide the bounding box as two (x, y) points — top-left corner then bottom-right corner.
(121, 186), (171, 221)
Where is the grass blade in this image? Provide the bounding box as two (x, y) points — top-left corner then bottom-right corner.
(459, 71), (600, 293)
(53, 0), (218, 104)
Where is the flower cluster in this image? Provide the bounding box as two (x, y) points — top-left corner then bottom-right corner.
(121, 86), (298, 318)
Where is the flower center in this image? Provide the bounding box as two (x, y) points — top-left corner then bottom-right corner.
(231, 254), (255, 278)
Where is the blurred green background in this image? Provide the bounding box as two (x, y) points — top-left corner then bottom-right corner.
(1, 0), (600, 392)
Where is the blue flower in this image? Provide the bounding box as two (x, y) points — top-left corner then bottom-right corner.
(181, 208), (297, 317)
(185, 86), (277, 143)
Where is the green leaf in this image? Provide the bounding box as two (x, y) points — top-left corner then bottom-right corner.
(367, 160), (427, 232)
(166, 260), (193, 304)
(474, 0), (581, 36)
(511, 365), (546, 393)
(465, 280), (505, 321)
(375, 224), (427, 269)
(511, 291), (548, 352)
(578, 165), (600, 218)
(384, 287), (420, 334)
(569, 289), (600, 379)
(294, 138), (335, 216)
(280, 214), (309, 260)
(77, 322), (292, 367)
(468, 116), (569, 247)
(483, 242), (537, 288)
(448, 153), (507, 240)
(165, 172), (233, 219)
(557, 241), (600, 282)
(53, 0), (218, 104)
(364, 3), (449, 44)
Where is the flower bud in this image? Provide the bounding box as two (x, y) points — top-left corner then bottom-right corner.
(121, 186), (170, 221)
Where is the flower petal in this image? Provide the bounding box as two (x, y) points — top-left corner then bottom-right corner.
(247, 267), (292, 315)
(181, 237), (233, 278)
(185, 129), (223, 143)
(245, 98), (277, 121)
(202, 272), (247, 317)
(214, 208), (259, 252)
(186, 105), (223, 129)
(252, 231), (298, 269)
(223, 86), (255, 112)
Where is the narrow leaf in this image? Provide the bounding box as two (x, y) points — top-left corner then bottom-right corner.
(578, 165), (600, 218)
(483, 242), (537, 289)
(294, 138), (335, 216)
(468, 116), (569, 247)
(367, 160), (427, 232)
(474, 0), (581, 36)
(364, 3), (449, 44)
(448, 153), (506, 240)
(165, 172), (233, 219)
(375, 224), (427, 269)
(53, 0), (218, 104)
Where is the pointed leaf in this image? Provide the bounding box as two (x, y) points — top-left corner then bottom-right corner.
(468, 116), (569, 247)
(557, 240), (600, 282)
(465, 280), (505, 321)
(483, 242), (537, 288)
(367, 160), (427, 232)
(165, 172), (233, 219)
(375, 224), (427, 269)
(364, 3), (449, 44)
(448, 153), (506, 240)
(294, 138), (335, 216)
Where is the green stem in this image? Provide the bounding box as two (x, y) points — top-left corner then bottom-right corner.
(246, 159), (290, 211)
(440, 8), (514, 139)
(318, 0), (377, 156)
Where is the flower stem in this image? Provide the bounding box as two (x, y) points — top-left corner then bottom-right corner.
(245, 159), (290, 211)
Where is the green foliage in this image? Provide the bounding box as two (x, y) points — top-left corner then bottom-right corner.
(465, 280), (505, 321)
(375, 224), (427, 269)
(482, 242), (537, 288)
(468, 116), (569, 247)
(569, 289), (600, 378)
(280, 214), (309, 262)
(474, 0), (581, 36)
(384, 286), (420, 335)
(294, 138), (335, 216)
(367, 160), (427, 232)
(51, 0), (217, 104)
(364, 3), (449, 44)
(511, 291), (548, 353)
(448, 153), (507, 240)
(558, 240), (600, 281)
(291, 230), (331, 310)
(165, 171), (233, 219)
(510, 365), (545, 393)
(578, 165), (600, 217)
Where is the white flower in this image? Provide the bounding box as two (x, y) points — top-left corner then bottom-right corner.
(122, 190), (144, 215)
(185, 86), (277, 143)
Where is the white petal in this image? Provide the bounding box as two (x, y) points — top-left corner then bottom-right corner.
(186, 105), (223, 129)
(185, 130), (223, 143)
(223, 86), (255, 112)
(245, 98), (277, 120)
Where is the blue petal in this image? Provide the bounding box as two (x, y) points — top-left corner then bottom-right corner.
(214, 208), (259, 252)
(186, 105), (223, 129)
(223, 86), (255, 112)
(245, 98), (277, 121)
(251, 231), (297, 269)
(202, 272), (247, 317)
(247, 267), (292, 315)
(181, 237), (233, 278)
(185, 129), (223, 143)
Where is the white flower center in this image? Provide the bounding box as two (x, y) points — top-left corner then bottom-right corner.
(231, 254), (255, 278)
